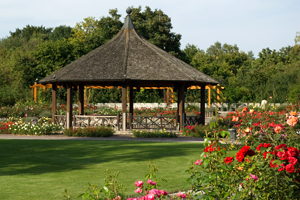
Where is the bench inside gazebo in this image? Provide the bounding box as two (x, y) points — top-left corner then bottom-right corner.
(39, 7), (219, 131)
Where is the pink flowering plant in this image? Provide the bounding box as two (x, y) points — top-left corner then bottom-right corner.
(130, 161), (170, 200)
(65, 169), (126, 200)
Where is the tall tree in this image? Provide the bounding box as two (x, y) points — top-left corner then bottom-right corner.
(130, 6), (182, 56)
(49, 25), (73, 42)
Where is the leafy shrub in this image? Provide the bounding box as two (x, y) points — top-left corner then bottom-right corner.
(132, 130), (178, 138)
(63, 126), (115, 137)
(181, 123), (229, 138)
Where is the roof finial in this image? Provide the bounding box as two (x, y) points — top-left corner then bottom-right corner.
(126, 7), (132, 15)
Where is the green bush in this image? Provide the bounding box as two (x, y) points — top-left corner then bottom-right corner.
(63, 126), (115, 137)
(132, 130), (178, 138)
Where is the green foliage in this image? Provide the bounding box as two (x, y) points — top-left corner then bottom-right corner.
(130, 6), (182, 56)
(63, 126), (115, 137)
(49, 25), (73, 42)
(0, 7), (300, 106)
(132, 130), (178, 138)
(70, 170), (125, 200)
(289, 84), (300, 103)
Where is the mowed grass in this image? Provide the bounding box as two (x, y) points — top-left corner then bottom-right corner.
(0, 139), (206, 200)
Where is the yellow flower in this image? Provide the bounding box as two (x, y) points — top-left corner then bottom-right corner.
(236, 166), (244, 170)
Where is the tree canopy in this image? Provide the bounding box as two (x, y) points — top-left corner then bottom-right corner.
(0, 7), (299, 106)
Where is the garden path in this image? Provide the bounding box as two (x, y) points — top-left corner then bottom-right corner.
(0, 133), (205, 143)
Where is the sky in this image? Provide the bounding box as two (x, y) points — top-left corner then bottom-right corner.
(1, 0), (299, 57)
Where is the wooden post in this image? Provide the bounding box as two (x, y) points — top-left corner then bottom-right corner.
(129, 86), (133, 131)
(201, 85), (206, 125)
(175, 113), (179, 130)
(208, 86), (211, 108)
(129, 113), (133, 131)
(66, 84), (73, 129)
(117, 113), (120, 131)
(129, 86), (133, 116)
(52, 84), (57, 124)
(178, 84), (185, 128)
(79, 85), (84, 115)
(122, 85), (127, 131)
(217, 84), (220, 107)
(34, 83), (37, 103)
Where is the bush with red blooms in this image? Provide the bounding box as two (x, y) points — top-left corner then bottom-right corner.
(185, 137), (300, 199)
(0, 121), (14, 134)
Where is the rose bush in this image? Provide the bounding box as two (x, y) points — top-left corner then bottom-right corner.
(185, 123), (300, 200)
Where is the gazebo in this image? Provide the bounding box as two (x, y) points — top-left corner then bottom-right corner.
(39, 7), (218, 130)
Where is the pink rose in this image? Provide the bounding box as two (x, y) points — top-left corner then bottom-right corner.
(135, 188), (142, 193)
(160, 190), (168, 195)
(145, 193), (155, 200)
(249, 174), (258, 182)
(177, 193), (186, 198)
(149, 189), (160, 197)
(147, 179), (156, 185)
(195, 159), (203, 165)
(135, 180), (143, 187)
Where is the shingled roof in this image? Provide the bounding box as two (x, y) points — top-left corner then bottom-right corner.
(39, 8), (218, 86)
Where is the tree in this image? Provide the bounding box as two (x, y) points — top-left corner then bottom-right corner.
(9, 25), (52, 42)
(49, 25), (73, 42)
(69, 17), (98, 43)
(181, 44), (201, 64)
(130, 6), (182, 56)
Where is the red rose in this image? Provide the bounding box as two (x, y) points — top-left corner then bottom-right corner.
(236, 153), (244, 162)
(246, 150), (256, 157)
(288, 157), (298, 165)
(263, 151), (272, 159)
(270, 160), (278, 168)
(286, 164), (295, 173)
(277, 150), (289, 160)
(275, 144), (287, 150)
(256, 143), (263, 152)
(287, 147), (299, 158)
(278, 163), (285, 172)
(224, 157), (234, 164)
(239, 146), (251, 154)
(263, 143), (272, 148)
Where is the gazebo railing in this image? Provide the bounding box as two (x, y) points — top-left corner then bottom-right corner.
(54, 115), (67, 126)
(55, 113), (206, 130)
(184, 115), (202, 126)
(54, 114), (120, 130)
(73, 115), (119, 130)
(127, 114), (179, 131)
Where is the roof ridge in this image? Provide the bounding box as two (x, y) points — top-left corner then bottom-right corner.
(132, 30), (194, 82)
(122, 30), (130, 81)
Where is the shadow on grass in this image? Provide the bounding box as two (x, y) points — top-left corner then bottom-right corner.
(0, 139), (204, 176)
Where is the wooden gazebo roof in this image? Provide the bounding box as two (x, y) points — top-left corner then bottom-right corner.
(39, 7), (218, 87)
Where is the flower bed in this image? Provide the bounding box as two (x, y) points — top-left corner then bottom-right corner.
(7, 118), (63, 135)
(181, 124), (229, 138)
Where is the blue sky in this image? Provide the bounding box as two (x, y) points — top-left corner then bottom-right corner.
(1, 0), (299, 57)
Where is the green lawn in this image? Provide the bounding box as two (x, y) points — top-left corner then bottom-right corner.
(0, 139), (207, 200)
